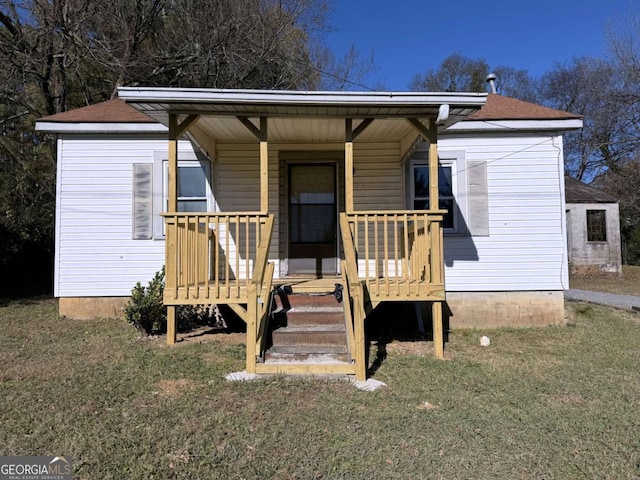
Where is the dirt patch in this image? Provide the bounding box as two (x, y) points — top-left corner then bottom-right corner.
(152, 326), (246, 347)
(178, 326), (245, 346)
(384, 340), (434, 356)
(156, 379), (199, 398)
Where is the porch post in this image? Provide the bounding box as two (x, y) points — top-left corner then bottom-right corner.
(260, 117), (269, 213)
(427, 121), (439, 211)
(345, 119), (354, 213)
(165, 113), (199, 346)
(166, 114), (179, 345)
(168, 114), (179, 213)
(427, 120), (444, 359)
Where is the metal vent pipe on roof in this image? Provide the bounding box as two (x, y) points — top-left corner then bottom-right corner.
(486, 73), (497, 94)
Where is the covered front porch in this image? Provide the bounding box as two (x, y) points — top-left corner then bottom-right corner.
(119, 88), (487, 380)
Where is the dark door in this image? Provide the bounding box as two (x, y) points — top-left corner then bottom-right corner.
(288, 163), (338, 276)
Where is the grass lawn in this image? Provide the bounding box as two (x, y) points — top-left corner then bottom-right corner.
(1, 299), (639, 479)
(570, 264), (640, 296)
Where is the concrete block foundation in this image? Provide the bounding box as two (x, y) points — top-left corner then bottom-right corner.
(445, 291), (564, 329)
(59, 297), (128, 320)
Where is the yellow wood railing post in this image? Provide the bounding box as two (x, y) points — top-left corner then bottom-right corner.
(432, 301), (444, 359)
(340, 213), (367, 380)
(246, 282), (258, 373)
(340, 260), (356, 360)
(250, 214), (275, 366)
(167, 306), (177, 345)
(256, 262), (275, 356)
(353, 287), (367, 381)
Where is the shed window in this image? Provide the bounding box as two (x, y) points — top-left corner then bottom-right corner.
(586, 210), (607, 242)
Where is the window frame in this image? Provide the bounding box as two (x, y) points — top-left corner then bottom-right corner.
(409, 156), (460, 234)
(586, 209), (607, 243)
(153, 151), (213, 239)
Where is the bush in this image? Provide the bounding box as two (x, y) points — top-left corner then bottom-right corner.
(124, 268), (223, 335)
(125, 268), (166, 335)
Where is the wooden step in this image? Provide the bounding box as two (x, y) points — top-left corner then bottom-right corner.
(274, 292), (341, 310)
(271, 324), (346, 346)
(285, 308), (344, 327)
(266, 285), (350, 366)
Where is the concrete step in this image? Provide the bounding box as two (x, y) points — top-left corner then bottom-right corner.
(265, 344), (349, 362)
(264, 352), (351, 363)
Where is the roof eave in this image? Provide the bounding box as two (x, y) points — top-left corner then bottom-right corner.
(444, 118), (583, 133)
(35, 121), (168, 133)
(117, 87), (488, 108)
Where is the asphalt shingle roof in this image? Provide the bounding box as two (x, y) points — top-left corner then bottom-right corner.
(565, 176), (617, 203)
(39, 94), (581, 124)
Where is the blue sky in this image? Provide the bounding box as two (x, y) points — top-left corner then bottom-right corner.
(324, 0), (637, 90)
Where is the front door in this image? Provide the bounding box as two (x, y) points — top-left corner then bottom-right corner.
(288, 163), (338, 276)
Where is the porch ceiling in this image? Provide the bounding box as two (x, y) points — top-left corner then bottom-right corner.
(118, 87), (488, 142)
(194, 116), (417, 142)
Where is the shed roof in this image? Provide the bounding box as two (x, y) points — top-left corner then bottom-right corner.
(565, 176), (617, 203)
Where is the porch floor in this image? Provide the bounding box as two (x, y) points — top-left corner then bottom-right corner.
(165, 277), (444, 304)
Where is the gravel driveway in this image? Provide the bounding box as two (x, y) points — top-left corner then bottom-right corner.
(565, 288), (640, 311)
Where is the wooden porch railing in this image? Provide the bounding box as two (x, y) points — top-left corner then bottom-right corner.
(162, 212), (274, 304)
(339, 211), (445, 301)
(339, 210), (446, 378)
(162, 212), (276, 370)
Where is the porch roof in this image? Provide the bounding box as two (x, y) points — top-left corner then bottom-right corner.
(117, 87), (487, 142)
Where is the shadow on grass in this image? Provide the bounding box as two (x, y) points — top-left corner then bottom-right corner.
(366, 301), (451, 377)
(0, 294), (55, 308)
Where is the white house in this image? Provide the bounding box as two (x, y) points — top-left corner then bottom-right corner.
(37, 90), (582, 379)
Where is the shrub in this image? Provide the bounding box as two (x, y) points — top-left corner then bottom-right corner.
(125, 268), (166, 335)
(124, 268), (224, 335)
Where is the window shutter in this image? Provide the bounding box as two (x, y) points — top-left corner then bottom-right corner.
(467, 160), (489, 236)
(132, 163), (153, 240)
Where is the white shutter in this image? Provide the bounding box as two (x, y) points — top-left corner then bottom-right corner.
(467, 160), (489, 236)
(132, 163), (153, 240)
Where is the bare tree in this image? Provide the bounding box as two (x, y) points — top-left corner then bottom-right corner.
(492, 65), (540, 102)
(410, 53), (490, 92)
(0, 0), (378, 294)
(540, 57), (636, 181)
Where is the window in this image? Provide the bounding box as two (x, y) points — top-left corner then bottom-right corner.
(164, 161), (209, 212)
(586, 209), (607, 242)
(152, 151), (213, 239)
(411, 162), (456, 230)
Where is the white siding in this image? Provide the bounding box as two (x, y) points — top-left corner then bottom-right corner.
(56, 135), (197, 297)
(215, 141), (401, 279)
(353, 142), (403, 210)
(215, 143), (280, 277)
(439, 133), (568, 291)
(56, 130), (569, 297)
